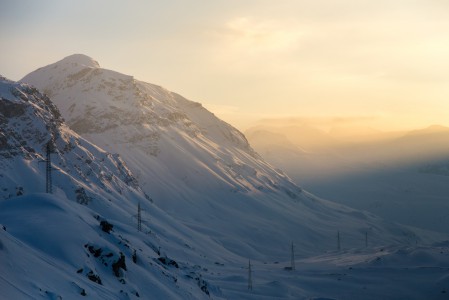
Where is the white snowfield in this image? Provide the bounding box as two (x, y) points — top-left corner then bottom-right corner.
(0, 55), (445, 299)
(2, 194), (449, 300)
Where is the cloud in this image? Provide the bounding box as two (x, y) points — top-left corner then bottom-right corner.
(218, 17), (303, 54)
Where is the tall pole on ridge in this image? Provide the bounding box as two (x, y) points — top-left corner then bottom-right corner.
(46, 142), (52, 193)
(337, 231), (341, 251)
(248, 259), (253, 291)
(137, 201), (142, 232)
(291, 241), (295, 270)
(39, 141), (56, 194)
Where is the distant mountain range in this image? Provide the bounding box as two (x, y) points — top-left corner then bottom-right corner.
(245, 122), (449, 233)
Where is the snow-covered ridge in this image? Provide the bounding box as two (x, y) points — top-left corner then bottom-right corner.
(22, 54), (301, 202)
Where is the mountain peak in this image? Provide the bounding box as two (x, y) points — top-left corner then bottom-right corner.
(57, 54), (100, 68)
(406, 124), (449, 137)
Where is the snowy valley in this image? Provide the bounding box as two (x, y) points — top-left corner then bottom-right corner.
(246, 124), (449, 234)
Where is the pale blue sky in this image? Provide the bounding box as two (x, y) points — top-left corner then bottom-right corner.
(2, 0), (449, 130)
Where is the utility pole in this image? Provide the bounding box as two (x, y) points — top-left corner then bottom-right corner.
(337, 231), (341, 251)
(248, 259), (253, 291)
(39, 141), (56, 194)
(137, 201), (142, 232)
(291, 241), (295, 270)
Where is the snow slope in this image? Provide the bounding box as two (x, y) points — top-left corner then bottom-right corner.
(2, 194), (449, 300)
(20, 55), (442, 260)
(0, 194), (217, 300)
(0, 77), (231, 299)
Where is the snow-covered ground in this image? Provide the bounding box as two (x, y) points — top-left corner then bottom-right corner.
(215, 244), (449, 300)
(0, 194), (202, 299)
(2, 194), (449, 299)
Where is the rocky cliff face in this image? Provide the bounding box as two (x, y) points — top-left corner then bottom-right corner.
(0, 75), (142, 201)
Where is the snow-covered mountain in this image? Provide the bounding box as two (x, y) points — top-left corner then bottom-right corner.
(0, 76), (229, 299)
(20, 55), (439, 259)
(0, 75), (142, 202)
(1, 59), (447, 298)
(22, 54), (301, 200)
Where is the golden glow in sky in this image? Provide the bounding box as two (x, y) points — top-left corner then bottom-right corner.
(1, 0), (449, 131)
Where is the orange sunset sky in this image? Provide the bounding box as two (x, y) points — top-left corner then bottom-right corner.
(1, 0), (449, 131)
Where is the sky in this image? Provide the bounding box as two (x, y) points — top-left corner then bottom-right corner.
(1, 0), (449, 131)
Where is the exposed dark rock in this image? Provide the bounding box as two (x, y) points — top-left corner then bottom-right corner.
(0, 134), (8, 150)
(132, 249), (137, 263)
(100, 220), (113, 233)
(87, 271), (102, 285)
(15, 186), (23, 196)
(201, 285), (210, 296)
(158, 257), (179, 268)
(112, 252), (127, 277)
(75, 187), (92, 205)
(0, 99), (26, 118)
(87, 245), (102, 258)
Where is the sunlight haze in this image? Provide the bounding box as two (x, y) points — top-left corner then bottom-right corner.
(1, 0), (448, 132)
